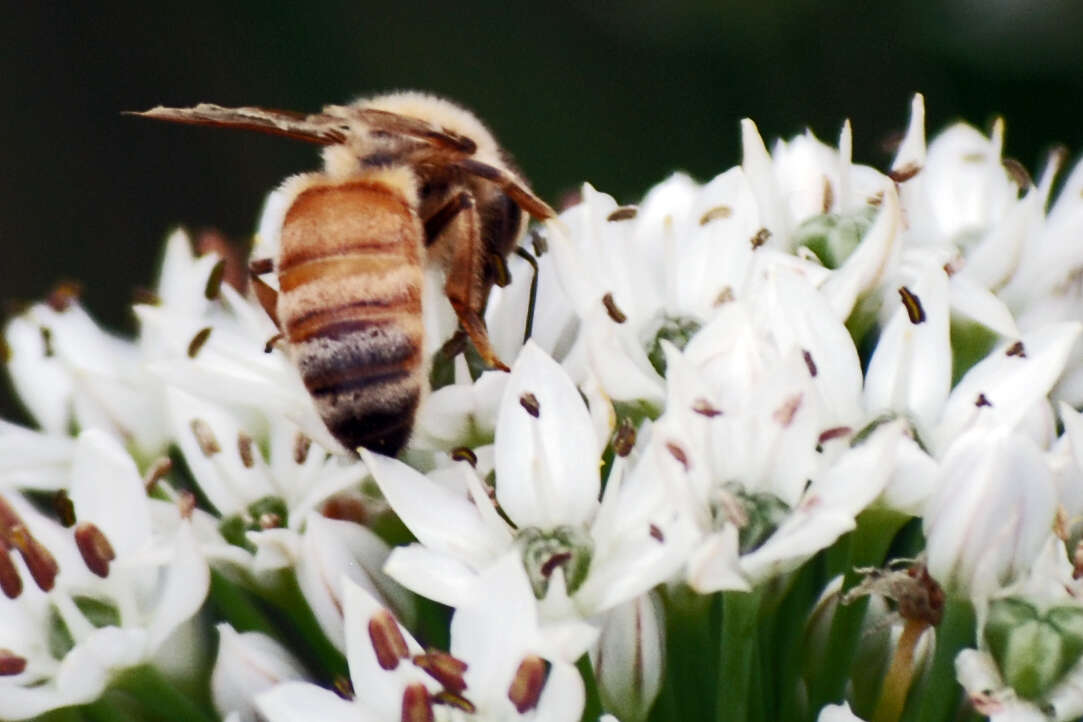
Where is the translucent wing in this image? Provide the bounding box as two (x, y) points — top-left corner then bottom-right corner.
(129, 104), (350, 145)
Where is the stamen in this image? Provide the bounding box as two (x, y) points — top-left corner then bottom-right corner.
(665, 442), (690, 471)
(413, 650), (468, 693)
(143, 457), (173, 492)
(46, 281), (82, 312)
(699, 205), (733, 225)
(75, 522), (116, 578)
(713, 287), (735, 306)
(1002, 158), (1032, 188)
(519, 392), (540, 418)
(450, 447), (477, 466)
(612, 418), (636, 457)
(190, 419), (221, 456)
(750, 228), (771, 249)
(401, 683), (434, 722)
(607, 206), (638, 222)
(187, 327), (212, 358)
(692, 398), (722, 417)
(772, 394), (803, 427)
(897, 287), (925, 324)
(11, 527), (58, 592)
(237, 433), (255, 468)
(649, 523), (665, 542)
(293, 433), (311, 464)
(602, 293), (628, 323)
(433, 690), (476, 713)
(0, 547), (22, 598)
(975, 393), (992, 408)
(802, 349), (818, 377)
(508, 655), (549, 713)
(369, 609), (409, 670)
(1006, 341), (1026, 358)
(177, 491), (196, 519)
(53, 490), (76, 527)
(818, 426), (852, 444)
(321, 495), (368, 525)
(888, 164), (921, 183)
(489, 253), (511, 288)
(0, 650), (27, 676)
(822, 176), (835, 213)
(540, 551), (572, 579)
(40, 327), (54, 357)
(204, 259), (227, 300)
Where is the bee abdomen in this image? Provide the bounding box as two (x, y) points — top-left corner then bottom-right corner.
(277, 178), (426, 455)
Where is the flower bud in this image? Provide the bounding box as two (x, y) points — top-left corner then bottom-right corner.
(592, 592), (664, 722)
(983, 598), (1083, 700)
(211, 623), (306, 722)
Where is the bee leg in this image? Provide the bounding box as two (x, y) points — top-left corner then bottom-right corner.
(513, 247), (540, 343)
(248, 260), (281, 329)
(439, 193), (510, 372)
(453, 158), (558, 221)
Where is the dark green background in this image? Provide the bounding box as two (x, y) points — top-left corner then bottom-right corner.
(3, 1), (1082, 421)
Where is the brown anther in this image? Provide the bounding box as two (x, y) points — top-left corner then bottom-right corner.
(713, 286), (736, 306)
(39, 327), (54, 357)
(897, 286), (926, 325)
(369, 609), (409, 670)
(772, 394), (803, 427)
(413, 650), (468, 693)
(143, 457), (173, 492)
(15, 531), (58, 592)
(132, 287), (161, 306)
(540, 552), (572, 579)
(508, 655), (549, 713)
(962, 152), (986, 163)
(529, 228), (548, 256)
(237, 433), (255, 468)
(607, 206), (638, 222)
(433, 690), (477, 713)
(190, 418), (221, 456)
(293, 433), (312, 464)
(649, 523), (665, 542)
(665, 441), (690, 471)
(867, 191), (885, 207)
(450, 447), (477, 466)
(1006, 341), (1026, 358)
(321, 494), (369, 524)
(692, 398), (722, 418)
(197, 230), (248, 292)
(258, 512), (283, 529)
(53, 490), (76, 527)
(975, 393), (992, 408)
(699, 205), (733, 225)
(822, 176), (835, 213)
(46, 281), (83, 312)
(75, 522), (116, 578)
(750, 228), (771, 249)
(0, 649), (27, 676)
(249, 257), (275, 275)
(402, 683), (435, 722)
(332, 674), (355, 700)
(0, 548), (22, 598)
(888, 164), (921, 183)
(802, 349), (818, 378)
(818, 426), (852, 444)
(1002, 158), (1032, 188)
(263, 333), (284, 353)
(187, 326), (213, 358)
(204, 259), (227, 300)
(177, 491), (197, 519)
(612, 418), (636, 457)
(602, 292), (627, 323)
(519, 392), (540, 418)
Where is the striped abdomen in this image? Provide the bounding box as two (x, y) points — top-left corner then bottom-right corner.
(277, 177), (425, 455)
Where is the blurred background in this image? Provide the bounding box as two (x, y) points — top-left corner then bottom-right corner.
(3, 0), (1082, 421)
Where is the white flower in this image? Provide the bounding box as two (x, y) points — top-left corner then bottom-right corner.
(211, 623), (307, 722)
(367, 342), (695, 621)
(256, 554), (590, 721)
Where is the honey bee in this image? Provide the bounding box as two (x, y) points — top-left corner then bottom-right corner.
(136, 92), (555, 455)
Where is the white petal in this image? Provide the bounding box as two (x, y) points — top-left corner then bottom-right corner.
(147, 524), (211, 650)
(68, 429), (151, 556)
(255, 682), (364, 722)
(383, 544), (480, 609)
(212, 624), (306, 722)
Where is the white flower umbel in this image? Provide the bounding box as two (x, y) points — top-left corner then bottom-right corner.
(0, 430), (210, 719)
(256, 553), (591, 721)
(367, 341), (695, 621)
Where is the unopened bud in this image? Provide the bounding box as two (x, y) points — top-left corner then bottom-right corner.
(594, 593), (665, 722)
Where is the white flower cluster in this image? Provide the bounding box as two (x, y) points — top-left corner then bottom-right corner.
(1, 93), (1083, 721)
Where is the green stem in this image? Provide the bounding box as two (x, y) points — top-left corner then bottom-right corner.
(767, 560), (824, 721)
(717, 589), (763, 722)
(907, 598), (976, 722)
(651, 588), (715, 722)
(577, 654), (605, 722)
(111, 666), (215, 722)
(209, 569), (279, 638)
(872, 618), (927, 722)
(262, 571), (348, 682)
(808, 509), (909, 712)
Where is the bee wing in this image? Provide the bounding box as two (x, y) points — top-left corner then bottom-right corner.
(129, 104), (350, 145)
(323, 105), (478, 154)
